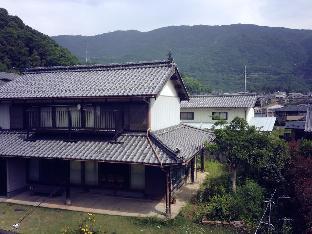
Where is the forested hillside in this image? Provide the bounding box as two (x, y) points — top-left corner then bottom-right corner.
(53, 24), (312, 92)
(0, 8), (78, 72)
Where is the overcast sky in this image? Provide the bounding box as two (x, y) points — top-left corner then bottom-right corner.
(2, 0), (312, 36)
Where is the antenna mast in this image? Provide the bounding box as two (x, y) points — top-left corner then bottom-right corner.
(244, 65), (247, 93)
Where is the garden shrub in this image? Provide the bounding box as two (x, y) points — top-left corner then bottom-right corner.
(206, 193), (239, 221)
(202, 179), (264, 224)
(299, 139), (312, 157)
(236, 179), (264, 224)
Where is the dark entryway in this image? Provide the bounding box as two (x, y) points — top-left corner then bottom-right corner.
(98, 163), (130, 189)
(39, 159), (67, 185)
(0, 158), (7, 196)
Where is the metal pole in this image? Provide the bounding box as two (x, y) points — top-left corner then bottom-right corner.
(244, 65), (247, 93)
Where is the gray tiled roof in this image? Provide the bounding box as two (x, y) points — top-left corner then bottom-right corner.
(0, 72), (19, 87)
(275, 104), (308, 113)
(181, 95), (257, 108)
(153, 124), (214, 161)
(0, 124), (213, 165)
(0, 61), (188, 100)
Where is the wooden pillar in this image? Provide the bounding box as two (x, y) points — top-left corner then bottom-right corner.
(191, 158), (195, 183)
(200, 149), (205, 172)
(165, 167), (171, 217)
(65, 160), (71, 205)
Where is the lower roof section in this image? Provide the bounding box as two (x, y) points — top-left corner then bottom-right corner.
(183, 117), (276, 132)
(249, 117), (276, 132)
(0, 124), (213, 166)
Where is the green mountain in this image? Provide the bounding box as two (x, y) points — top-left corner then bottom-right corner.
(0, 8), (78, 72)
(53, 24), (312, 92)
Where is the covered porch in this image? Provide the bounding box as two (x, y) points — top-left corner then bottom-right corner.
(0, 171), (207, 218)
(2, 152), (206, 217)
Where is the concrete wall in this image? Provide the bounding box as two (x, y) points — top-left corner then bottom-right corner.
(149, 80), (180, 131)
(0, 104), (10, 129)
(6, 158), (27, 196)
(181, 107), (255, 124)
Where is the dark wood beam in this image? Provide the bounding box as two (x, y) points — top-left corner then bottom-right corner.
(200, 149), (205, 173)
(165, 167), (172, 217)
(65, 160), (71, 205)
(191, 158), (195, 183)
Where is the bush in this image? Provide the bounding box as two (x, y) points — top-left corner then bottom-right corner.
(206, 193), (239, 221)
(299, 139), (312, 157)
(203, 179), (264, 225)
(236, 179), (265, 224)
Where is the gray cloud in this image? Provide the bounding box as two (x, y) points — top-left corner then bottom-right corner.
(1, 0), (312, 36)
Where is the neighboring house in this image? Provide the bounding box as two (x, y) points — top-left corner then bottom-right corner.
(275, 104), (308, 126)
(284, 105), (312, 140)
(180, 95), (276, 132)
(256, 104), (283, 117)
(0, 60), (213, 216)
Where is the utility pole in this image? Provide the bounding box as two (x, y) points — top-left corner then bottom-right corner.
(85, 39), (88, 64)
(85, 47), (88, 64)
(244, 65), (247, 93)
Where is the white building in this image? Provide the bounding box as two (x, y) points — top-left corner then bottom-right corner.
(180, 95), (276, 132)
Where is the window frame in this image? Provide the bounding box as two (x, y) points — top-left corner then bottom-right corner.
(180, 112), (194, 120)
(212, 112), (228, 121)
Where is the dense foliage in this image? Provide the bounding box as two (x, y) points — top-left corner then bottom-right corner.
(0, 8), (78, 72)
(299, 139), (312, 157)
(287, 155), (312, 233)
(207, 118), (290, 191)
(182, 74), (210, 94)
(189, 160), (265, 229)
(286, 140), (312, 233)
(53, 24), (312, 92)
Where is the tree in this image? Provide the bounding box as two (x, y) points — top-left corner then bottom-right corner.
(182, 74), (210, 94)
(207, 117), (290, 192)
(0, 8), (79, 72)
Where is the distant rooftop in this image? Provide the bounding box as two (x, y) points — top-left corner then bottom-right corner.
(275, 104), (308, 112)
(0, 60), (188, 100)
(285, 105), (312, 132)
(181, 95), (257, 108)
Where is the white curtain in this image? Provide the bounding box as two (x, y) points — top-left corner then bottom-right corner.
(40, 107), (52, 127)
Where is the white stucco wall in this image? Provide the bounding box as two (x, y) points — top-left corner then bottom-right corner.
(181, 107), (254, 124)
(246, 107), (255, 123)
(6, 158), (27, 194)
(0, 103), (10, 129)
(149, 80), (180, 131)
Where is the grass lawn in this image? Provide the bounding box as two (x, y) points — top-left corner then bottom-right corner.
(0, 203), (237, 234)
(0, 161), (238, 233)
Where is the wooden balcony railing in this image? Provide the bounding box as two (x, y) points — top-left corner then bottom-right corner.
(26, 106), (123, 137)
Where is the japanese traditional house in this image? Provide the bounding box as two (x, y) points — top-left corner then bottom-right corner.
(0, 60), (213, 216)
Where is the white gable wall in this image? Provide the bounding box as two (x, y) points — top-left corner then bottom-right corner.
(0, 103), (10, 129)
(246, 107), (255, 122)
(149, 80), (180, 131)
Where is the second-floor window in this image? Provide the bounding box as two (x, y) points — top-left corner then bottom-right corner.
(180, 112), (194, 120)
(212, 112), (228, 120)
(27, 105), (119, 130)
